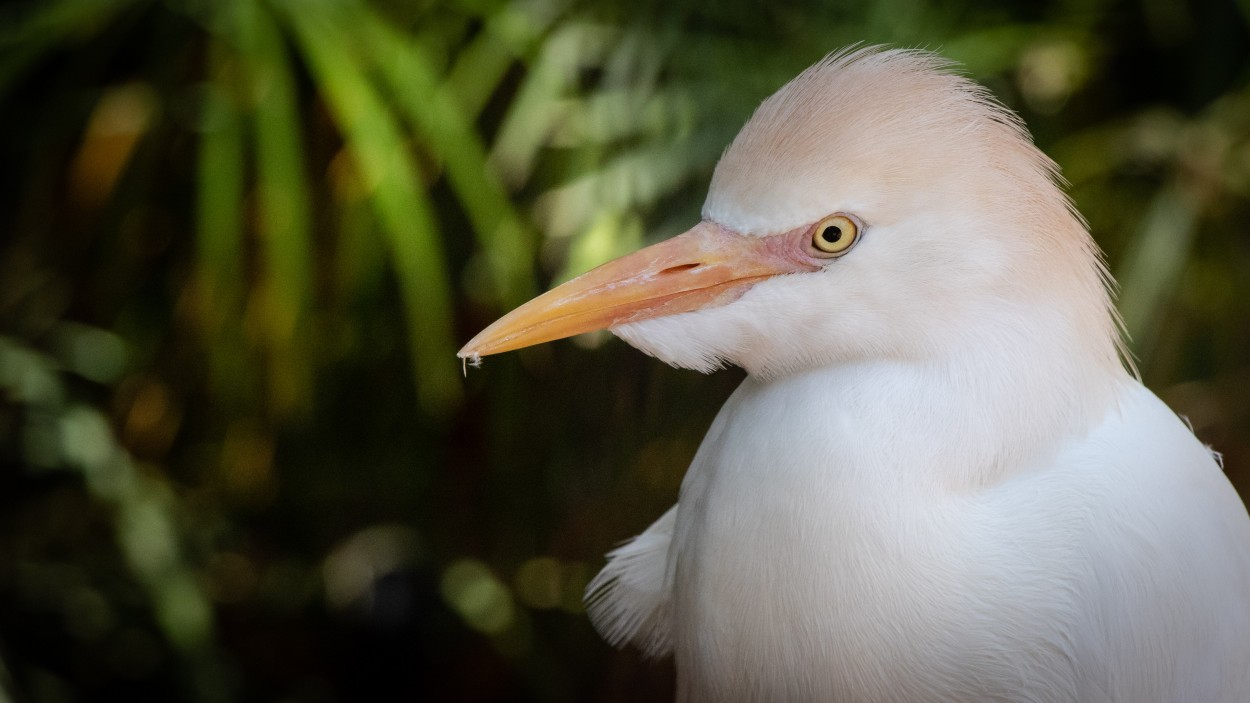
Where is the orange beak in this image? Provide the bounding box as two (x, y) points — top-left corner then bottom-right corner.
(458, 221), (817, 360)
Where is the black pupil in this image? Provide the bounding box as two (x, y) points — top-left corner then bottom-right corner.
(821, 226), (842, 244)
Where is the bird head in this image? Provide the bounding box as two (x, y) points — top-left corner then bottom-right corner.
(460, 48), (1122, 380)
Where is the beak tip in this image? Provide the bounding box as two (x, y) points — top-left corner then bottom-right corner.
(457, 345), (484, 375)
(457, 331), (489, 359)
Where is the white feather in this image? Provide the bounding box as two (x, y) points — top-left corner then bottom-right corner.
(583, 47), (1250, 701)
(584, 505), (677, 657)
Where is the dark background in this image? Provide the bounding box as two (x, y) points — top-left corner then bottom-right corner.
(1, 0), (1248, 700)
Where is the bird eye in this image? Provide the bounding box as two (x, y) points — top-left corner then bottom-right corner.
(811, 214), (861, 257)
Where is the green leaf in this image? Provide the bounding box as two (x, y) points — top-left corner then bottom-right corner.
(1115, 185), (1199, 362)
(444, 0), (562, 121)
(490, 20), (617, 186)
(273, 0), (461, 413)
(235, 0), (316, 415)
(351, 3), (534, 304)
(195, 36), (248, 398)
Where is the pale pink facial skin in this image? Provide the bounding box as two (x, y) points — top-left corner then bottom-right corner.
(457, 220), (833, 360)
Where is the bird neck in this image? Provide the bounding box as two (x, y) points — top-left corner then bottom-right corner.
(753, 302), (1129, 490)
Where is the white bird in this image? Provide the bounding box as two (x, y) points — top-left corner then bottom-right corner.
(459, 47), (1250, 702)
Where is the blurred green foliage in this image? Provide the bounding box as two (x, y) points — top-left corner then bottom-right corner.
(0, 0), (1248, 700)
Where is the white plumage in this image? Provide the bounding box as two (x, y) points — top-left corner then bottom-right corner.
(461, 47), (1250, 702)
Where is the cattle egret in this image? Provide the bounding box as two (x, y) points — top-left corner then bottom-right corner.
(459, 48), (1250, 701)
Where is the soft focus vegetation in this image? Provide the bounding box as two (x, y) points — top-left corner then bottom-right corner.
(0, 0), (1248, 699)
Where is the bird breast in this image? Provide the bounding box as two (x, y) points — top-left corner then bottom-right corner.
(667, 368), (1250, 702)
